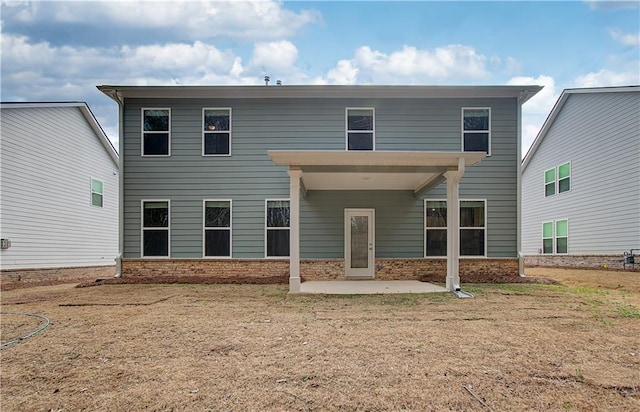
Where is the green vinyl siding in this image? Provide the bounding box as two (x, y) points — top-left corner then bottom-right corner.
(122, 97), (519, 258)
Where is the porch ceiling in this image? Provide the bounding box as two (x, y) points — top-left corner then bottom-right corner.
(268, 150), (485, 192)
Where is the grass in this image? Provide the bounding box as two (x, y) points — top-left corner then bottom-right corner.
(1, 269), (639, 411)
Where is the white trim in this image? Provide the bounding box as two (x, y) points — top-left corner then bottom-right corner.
(202, 107), (232, 157)
(202, 199), (232, 259)
(345, 107), (375, 151)
(344, 208), (375, 278)
(423, 198), (488, 258)
(265, 198), (290, 258)
(141, 199), (170, 258)
(141, 107), (171, 157)
(461, 107), (491, 156)
(90, 177), (104, 208)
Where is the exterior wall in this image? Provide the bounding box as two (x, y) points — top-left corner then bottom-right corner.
(522, 91), (640, 257)
(123, 97), (518, 260)
(0, 106), (119, 269)
(121, 258), (519, 281)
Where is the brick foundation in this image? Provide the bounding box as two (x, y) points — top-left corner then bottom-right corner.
(524, 254), (639, 271)
(1, 265), (116, 290)
(121, 257), (520, 282)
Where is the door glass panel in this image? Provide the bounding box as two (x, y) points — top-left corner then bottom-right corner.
(350, 216), (369, 269)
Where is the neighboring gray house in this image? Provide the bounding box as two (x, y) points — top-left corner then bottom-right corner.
(98, 84), (541, 292)
(0, 102), (119, 271)
(522, 86), (640, 268)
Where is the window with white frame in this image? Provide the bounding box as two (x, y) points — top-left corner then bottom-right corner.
(203, 200), (231, 257)
(266, 200), (290, 257)
(142, 108), (170, 156)
(544, 168), (556, 197)
(91, 178), (103, 207)
(545, 162), (571, 197)
(203, 108), (231, 156)
(558, 162), (571, 193)
(346, 108), (374, 151)
(542, 219), (568, 254)
(425, 200), (447, 257)
(142, 200), (169, 257)
(424, 199), (486, 257)
(462, 108), (491, 154)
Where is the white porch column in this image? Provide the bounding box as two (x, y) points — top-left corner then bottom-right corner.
(288, 169), (303, 293)
(444, 158), (465, 292)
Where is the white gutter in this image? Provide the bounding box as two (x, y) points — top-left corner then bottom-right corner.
(517, 93), (525, 277)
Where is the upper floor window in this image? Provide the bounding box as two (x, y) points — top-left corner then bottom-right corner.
(142, 108), (170, 156)
(266, 199), (290, 257)
(142, 200), (170, 257)
(462, 108), (490, 155)
(346, 108), (374, 151)
(544, 168), (556, 197)
(203, 200), (232, 257)
(91, 178), (103, 207)
(203, 108), (231, 156)
(544, 162), (571, 197)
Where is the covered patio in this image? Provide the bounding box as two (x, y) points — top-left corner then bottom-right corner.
(268, 150), (485, 294)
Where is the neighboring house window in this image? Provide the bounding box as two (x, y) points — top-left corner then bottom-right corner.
(544, 168), (556, 197)
(203, 200), (231, 257)
(556, 219), (568, 254)
(142, 200), (169, 257)
(142, 108), (170, 156)
(203, 108), (231, 156)
(541, 219), (568, 254)
(266, 200), (290, 257)
(462, 108), (490, 154)
(425, 200), (447, 257)
(91, 178), (103, 207)
(558, 162), (571, 193)
(346, 108), (374, 151)
(424, 200), (487, 257)
(542, 222), (554, 254)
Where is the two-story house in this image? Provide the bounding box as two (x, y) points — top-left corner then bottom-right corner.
(0, 102), (119, 275)
(522, 86), (640, 269)
(98, 85), (541, 292)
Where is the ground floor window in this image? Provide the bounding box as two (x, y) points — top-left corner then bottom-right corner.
(204, 200), (231, 257)
(266, 199), (290, 257)
(142, 200), (169, 257)
(542, 219), (568, 254)
(424, 199), (486, 257)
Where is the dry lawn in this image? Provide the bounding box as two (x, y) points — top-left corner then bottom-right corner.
(1, 269), (639, 411)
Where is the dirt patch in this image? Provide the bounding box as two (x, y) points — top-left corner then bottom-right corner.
(2, 274), (639, 411)
(419, 272), (558, 284)
(526, 267), (640, 294)
(1, 266), (116, 291)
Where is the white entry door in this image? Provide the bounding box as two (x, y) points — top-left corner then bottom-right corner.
(344, 209), (375, 278)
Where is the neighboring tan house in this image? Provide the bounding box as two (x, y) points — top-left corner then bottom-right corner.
(98, 84), (541, 292)
(0, 102), (119, 272)
(522, 86), (640, 269)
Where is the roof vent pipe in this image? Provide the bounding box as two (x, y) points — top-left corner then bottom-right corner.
(276, 80), (282, 86)
(264, 75), (270, 85)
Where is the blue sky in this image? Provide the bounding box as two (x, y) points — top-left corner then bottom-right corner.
(2, 0), (639, 155)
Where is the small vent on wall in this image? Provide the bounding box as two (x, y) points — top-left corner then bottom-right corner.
(1, 239), (11, 250)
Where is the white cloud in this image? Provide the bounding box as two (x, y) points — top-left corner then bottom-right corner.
(317, 44), (492, 84)
(4, 0), (321, 41)
(608, 29), (640, 47)
(249, 40), (299, 72)
(508, 75), (559, 157)
(574, 68), (640, 87)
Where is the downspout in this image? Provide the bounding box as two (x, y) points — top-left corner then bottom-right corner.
(516, 93), (525, 277)
(113, 90), (125, 278)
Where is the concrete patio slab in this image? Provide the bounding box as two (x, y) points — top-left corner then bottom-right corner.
(297, 280), (448, 295)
